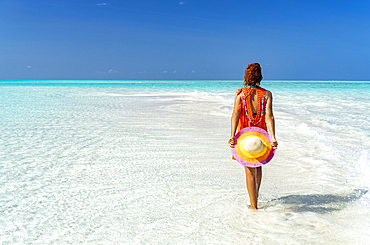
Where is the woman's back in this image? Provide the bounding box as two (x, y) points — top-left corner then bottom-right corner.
(236, 86), (268, 131)
(248, 90), (258, 114)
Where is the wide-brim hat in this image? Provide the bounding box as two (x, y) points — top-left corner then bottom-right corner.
(231, 127), (275, 167)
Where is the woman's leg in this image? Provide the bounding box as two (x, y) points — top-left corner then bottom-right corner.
(256, 167), (262, 195)
(244, 166), (259, 209)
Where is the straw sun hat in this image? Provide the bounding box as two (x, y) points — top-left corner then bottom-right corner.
(231, 127), (275, 167)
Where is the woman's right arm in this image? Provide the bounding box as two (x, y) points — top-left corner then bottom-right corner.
(228, 91), (241, 147)
(265, 91), (278, 149)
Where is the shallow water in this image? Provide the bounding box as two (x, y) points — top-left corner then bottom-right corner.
(0, 80), (369, 244)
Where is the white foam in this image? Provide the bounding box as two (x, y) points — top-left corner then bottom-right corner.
(357, 150), (370, 188)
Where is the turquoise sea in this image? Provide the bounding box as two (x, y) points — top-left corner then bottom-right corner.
(1, 80), (369, 244)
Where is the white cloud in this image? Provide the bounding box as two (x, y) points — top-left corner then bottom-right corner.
(138, 71), (152, 74)
(179, 2), (185, 5)
(173, 70), (177, 74)
(26, 66), (32, 69)
(97, 3), (108, 6)
(192, 70), (195, 73)
(108, 69), (118, 73)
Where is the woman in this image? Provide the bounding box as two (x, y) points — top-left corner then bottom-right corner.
(228, 63), (278, 210)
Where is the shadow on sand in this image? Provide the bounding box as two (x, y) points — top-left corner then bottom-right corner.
(266, 189), (368, 213)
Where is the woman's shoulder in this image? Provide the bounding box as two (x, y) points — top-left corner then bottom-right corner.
(235, 88), (243, 96)
(263, 89), (272, 99)
(263, 88), (271, 93)
(235, 88), (243, 93)
(234, 88), (244, 102)
(264, 88), (272, 94)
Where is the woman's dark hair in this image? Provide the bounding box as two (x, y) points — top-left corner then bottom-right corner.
(244, 63), (263, 86)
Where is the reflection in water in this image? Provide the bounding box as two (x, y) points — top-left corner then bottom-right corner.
(268, 189), (368, 213)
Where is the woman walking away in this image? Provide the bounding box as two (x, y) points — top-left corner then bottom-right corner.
(228, 63), (278, 210)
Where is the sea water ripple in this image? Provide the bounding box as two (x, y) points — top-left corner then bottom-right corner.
(0, 81), (369, 244)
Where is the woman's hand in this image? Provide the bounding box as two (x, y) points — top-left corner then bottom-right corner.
(270, 139), (278, 150)
(228, 137), (236, 148)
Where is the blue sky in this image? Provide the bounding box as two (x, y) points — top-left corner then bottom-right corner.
(1, 0), (369, 80)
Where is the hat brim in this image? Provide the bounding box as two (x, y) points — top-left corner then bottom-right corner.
(231, 127), (275, 167)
